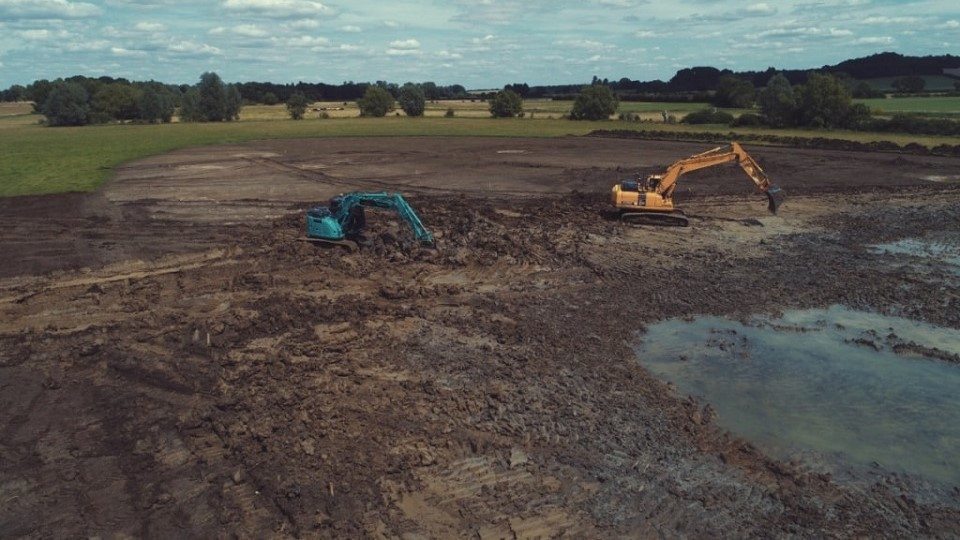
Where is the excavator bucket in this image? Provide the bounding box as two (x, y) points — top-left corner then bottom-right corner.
(766, 185), (786, 214)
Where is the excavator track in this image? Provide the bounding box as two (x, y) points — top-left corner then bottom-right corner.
(299, 237), (360, 252)
(620, 211), (690, 227)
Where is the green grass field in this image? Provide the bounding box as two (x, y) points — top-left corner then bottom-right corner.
(855, 96), (960, 115)
(1, 100), (957, 197)
(863, 75), (960, 92)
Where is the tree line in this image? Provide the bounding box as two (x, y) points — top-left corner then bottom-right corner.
(6, 52), (957, 108)
(7, 73), (243, 126)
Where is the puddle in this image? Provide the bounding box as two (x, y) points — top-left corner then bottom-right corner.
(635, 306), (960, 487)
(870, 236), (960, 274)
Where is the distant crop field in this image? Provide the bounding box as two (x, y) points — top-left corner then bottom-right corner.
(0, 101), (33, 116)
(856, 96), (960, 115)
(0, 102), (37, 130)
(237, 99), (735, 122)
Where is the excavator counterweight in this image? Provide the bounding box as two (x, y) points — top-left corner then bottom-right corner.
(612, 142), (785, 226)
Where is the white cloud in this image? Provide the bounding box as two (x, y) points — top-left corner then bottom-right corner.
(635, 30), (657, 38)
(134, 21), (165, 32)
(0, 0), (100, 19)
(282, 35), (330, 47)
(222, 0), (332, 18)
(861, 16), (922, 25)
(437, 50), (462, 59)
(341, 25), (361, 32)
(554, 39), (613, 51)
(232, 24), (268, 37)
(389, 39), (420, 50)
(104, 0), (194, 5)
(942, 20), (959, 29)
(111, 46), (146, 57)
(855, 36), (894, 45)
(591, 0), (639, 7)
(749, 27), (852, 39)
(167, 41), (222, 56)
(290, 19), (320, 29)
(746, 3), (775, 15)
(19, 29), (53, 39)
(65, 39), (109, 51)
(731, 40), (785, 50)
(386, 48), (420, 56)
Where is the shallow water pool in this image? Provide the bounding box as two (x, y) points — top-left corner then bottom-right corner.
(870, 235), (960, 276)
(636, 306), (960, 485)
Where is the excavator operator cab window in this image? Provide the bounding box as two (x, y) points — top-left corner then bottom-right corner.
(307, 206), (332, 218)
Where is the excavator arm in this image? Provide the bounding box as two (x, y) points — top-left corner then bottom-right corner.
(651, 143), (784, 214)
(350, 192), (434, 245)
(319, 192), (434, 245)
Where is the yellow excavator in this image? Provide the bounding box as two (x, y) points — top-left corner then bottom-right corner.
(611, 142), (786, 226)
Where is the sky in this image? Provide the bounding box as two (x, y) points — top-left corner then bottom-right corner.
(0, 0), (957, 90)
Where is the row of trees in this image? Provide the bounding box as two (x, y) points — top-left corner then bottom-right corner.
(8, 53), (957, 107)
(237, 80), (469, 104)
(24, 77), (179, 125)
(15, 69), (959, 134)
(25, 73), (241, 126)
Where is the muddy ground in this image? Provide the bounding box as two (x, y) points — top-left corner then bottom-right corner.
(1, 136), (959, 538)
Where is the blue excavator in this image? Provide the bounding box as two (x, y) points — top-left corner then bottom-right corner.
(304, 192), (434, 251)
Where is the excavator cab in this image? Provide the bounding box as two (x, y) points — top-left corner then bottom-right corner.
(328, 195), (367, 237)
(645, 175), (662, 192)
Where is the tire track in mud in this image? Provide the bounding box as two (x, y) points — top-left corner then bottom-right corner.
(393, 455), (597, 538)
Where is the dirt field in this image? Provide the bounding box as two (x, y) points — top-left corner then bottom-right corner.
(2, 136), (959, 538)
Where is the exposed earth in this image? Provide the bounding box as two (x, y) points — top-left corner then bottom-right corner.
(2, 136), (959, 538)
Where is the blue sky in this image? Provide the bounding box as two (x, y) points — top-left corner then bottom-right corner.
(0, 0), (957, 89)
